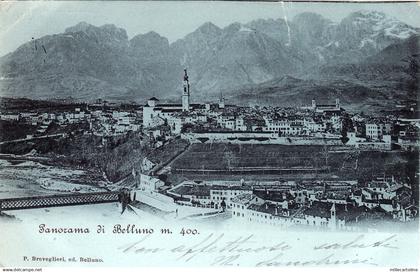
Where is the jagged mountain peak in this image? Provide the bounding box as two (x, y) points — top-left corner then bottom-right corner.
(248, 18), (278, 25)
(221, 22), (258, 39)
(346, 10), (388, 20)
(142, 30), (165, 38)
(290, 12), (336, 51)
(131, 31), (168, 44)
(130, 31), (170, 58)
(1, 10), (418, 108)
(178, 21), (222, 46)
(246, 17), (288, 29)
(244, 17), (292, 46)
(334, 9), (419, 54)
(341, 9), (414, 32)
(64, 21), (92, 33)
(223, 22), (242, 33)
(101, 23), (127, 33)
(65, 22), (128, 41)
(195, 22), (222, 35)
(293, 12), (333, 25)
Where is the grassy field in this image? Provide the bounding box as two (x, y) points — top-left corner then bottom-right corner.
(147, 139), (189, 165)
(170, 143), (419, 183)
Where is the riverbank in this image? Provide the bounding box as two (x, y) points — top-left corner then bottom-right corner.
(0, 158), (106, 199)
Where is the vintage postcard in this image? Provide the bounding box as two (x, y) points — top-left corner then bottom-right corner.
(0, 1), (419, 270)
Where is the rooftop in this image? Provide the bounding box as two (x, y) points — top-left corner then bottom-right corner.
(169, 184), (211, 197)
(303, 201), (367, 221)
(254, 190), (294, 202)
(231, 193), (255, 206)
(248, 202), (288, 217)
(160, 108), (183, 113)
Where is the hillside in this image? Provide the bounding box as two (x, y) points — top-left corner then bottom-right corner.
(0, 11), (418, 110)
(227, 35), (420, 112)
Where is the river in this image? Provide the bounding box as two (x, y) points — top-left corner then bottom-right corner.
(0, 158), (105, 199)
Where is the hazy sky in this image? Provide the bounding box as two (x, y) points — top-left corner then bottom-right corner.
(1, 1), (419, 56)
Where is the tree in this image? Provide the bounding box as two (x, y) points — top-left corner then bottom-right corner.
(223, 150), (236, 170)
(322, 144), (330, 168)
(181, 123), (194, 133)
(340, 114), (354, 144)
(45, 121), (60, 134)
(221, 199), (227, 211)
(341, 125), (349, 144)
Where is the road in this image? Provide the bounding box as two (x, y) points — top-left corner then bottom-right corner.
(0, 133), (66, 145)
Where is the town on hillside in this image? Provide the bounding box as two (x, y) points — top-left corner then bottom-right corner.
(0, 69), (418, 231)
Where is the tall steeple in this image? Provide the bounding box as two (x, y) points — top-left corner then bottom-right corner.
(182, 69), (190, 112)
(218, 91), (225, 109)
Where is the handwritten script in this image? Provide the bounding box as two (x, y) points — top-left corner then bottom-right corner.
(118, 233), (399, 266)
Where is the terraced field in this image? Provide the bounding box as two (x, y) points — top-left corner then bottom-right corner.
(170, 143), (418, 182)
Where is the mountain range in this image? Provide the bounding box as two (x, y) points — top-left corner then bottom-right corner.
(0, 10), (418, 111)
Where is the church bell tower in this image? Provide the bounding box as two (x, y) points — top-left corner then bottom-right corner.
(182, 69), (190, 112)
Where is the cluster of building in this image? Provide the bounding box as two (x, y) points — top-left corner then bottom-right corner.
(135, 173), (417, 231)
(142, 70), (420, 150)
(142, 70), (345, 138)
(2, 69), (419, 150)
(1, 69), (418, 231)
(0, 103), (143, 137)
(88, 105), (142, 136)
